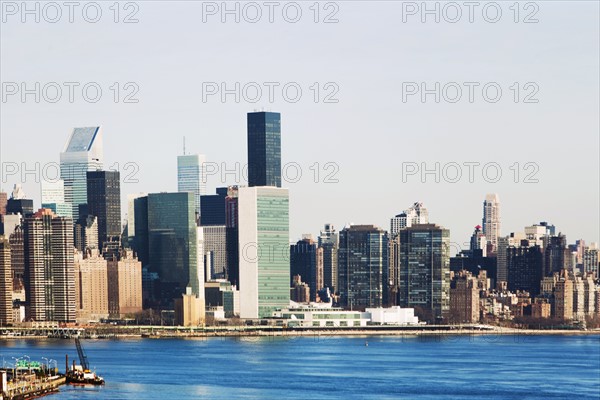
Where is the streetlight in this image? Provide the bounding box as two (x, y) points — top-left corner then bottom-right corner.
(42, 357), (49, 374)
(49, 359), (57, 375)
(11, 357), (21, 380)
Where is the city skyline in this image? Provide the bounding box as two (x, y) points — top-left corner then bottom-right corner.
(0, 125), (597, 250)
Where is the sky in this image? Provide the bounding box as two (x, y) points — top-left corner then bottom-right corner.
(1, 1), (598, 249)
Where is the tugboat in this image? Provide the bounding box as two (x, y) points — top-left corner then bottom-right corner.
(66, 337), (105, 385)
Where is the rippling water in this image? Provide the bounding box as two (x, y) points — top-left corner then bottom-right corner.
(1, 334), (599, 399)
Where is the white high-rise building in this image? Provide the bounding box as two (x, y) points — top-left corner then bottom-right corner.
(238, 186), (289, 319)
(177, 154), (207, 215)
(482, 194), (501, 251)
(41, 179), (72, 218)
(60, 127), (104, 221)
(390, 202), (429, 237)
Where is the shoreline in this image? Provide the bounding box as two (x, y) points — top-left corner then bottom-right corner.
(2, 327), (600, 340)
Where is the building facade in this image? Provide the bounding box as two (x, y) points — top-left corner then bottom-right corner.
(24, 209), (76, 322)
(482, 193), (500, 252)
(147, 192), (200, 305)
(398, 224), (450, 321)
(290, 236), (323, 302)
(60, 127), (104, 220)
(107, 250), (143, 318)
(338, 225), (388, 310)
(0, 236), (13, 325)
(238, 186), (289, 319)
(177, 154), (207, 215)
(318, 224), (339, 293)
(449, 271), (480, 323)
(86, 170), (121, 251)
(247, 111), (281, 187)
(74, 249), (109, 322)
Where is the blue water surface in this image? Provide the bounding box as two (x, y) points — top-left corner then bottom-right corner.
(1, 334), (599, 399)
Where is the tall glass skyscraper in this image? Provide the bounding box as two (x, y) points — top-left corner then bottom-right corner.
(177, 154), (206, 215)
(338, 225), (388, 309)
(247, 112), (281, 187)
(147, 192), (199, 305)
(60, 127), (104, 221)
(399, 224), (450, 322)
(238, 187), (289, 318)
(86, 170), (121, 251)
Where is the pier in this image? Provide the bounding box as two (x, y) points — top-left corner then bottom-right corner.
(0, 370), (66, 400)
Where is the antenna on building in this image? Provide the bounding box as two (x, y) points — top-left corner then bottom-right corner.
(183, 136), (186, 155)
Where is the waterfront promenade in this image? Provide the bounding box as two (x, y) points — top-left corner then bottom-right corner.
(2, 324), (599, 340)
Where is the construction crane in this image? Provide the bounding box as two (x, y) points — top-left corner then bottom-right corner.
(75, 337), (90, 371)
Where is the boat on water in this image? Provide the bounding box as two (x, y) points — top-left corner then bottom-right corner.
(65, 337), (105, 385)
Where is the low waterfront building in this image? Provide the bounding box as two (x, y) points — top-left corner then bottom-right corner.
(272, 304), (370, 328)
(365, 307), (419, 325)
(175, 287), (205, 326)
(531, 299), (551, 318)
(290, 275), (310, 303)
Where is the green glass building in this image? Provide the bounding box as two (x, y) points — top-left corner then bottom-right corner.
(146, 192), (199, 306)
(238, 187), (289, 318)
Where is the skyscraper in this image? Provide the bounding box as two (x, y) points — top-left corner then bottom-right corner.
(247, 111), (281, 187)
(338, 225), (388, 309)
(147, 192), (199, 305)
(506, 239), (544, 297)
(60, 126), (104, 221)
(238, 186), (289, 318)
(177, 154), (207, 215)
(398, 224), (450, 321)
(86, 170), (121, 251)
(201, 225), (228, 280)
(225, 186), (240, 283)
(0, 191), (8, 215)
(482, 193), (500, 253)
(24, 209), (76, 322)
(126, 192), (147, 248)
(200, 187), (228, 226)
(290, 235), (323, 302)
(389, 202), (429, 305)
(41, 179), (72, 218)
(318, 223), (339, 293)
(133, 196), (149, 267)
(0, 235), (12, 325)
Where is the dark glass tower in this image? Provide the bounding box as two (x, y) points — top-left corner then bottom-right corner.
(200, 187), (228, 226)
(338, 225), (388, 309)
(247, 111), (281, 187)
(399, 224), (450, 322)
(290, 237), (323, 302)
(86, 170), (121, 251)
(147, 192), (198, 306)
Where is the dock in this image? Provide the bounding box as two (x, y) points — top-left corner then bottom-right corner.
(1, 370), (66, 400)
